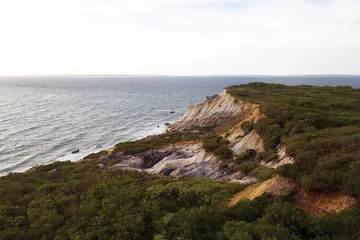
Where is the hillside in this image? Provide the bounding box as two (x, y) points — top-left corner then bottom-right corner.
(2, 82), (360, 239)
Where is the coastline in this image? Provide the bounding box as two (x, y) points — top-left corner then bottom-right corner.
(58, 122), (172, 163)
(1, 122), (173, 177)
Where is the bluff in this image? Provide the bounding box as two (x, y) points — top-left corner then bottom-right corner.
(2, 82), (360, 239)
(107, 90), (293, 184)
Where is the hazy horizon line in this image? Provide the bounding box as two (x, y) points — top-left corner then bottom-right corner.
(1, 74), (360, 78)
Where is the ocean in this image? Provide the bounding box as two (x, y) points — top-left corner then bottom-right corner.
(1, 75), (360, 176)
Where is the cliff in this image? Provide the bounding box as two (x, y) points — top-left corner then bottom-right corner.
(168, 90), (243, 132)
(106, 89), (295, 186)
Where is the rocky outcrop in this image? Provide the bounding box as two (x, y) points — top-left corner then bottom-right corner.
(222, 101), (265, 154)
(110, 142), (221, 179)
(229, 175), (258, 185)
(140, 150), (175, 168)
(168, 90), (243, 132)
(109, 141), (256, 181)
(262, 143), (295, 168)
(230, 130), (265, 154)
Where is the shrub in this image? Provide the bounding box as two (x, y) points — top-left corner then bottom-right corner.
(214, 146), (233, 160)
(221, 221), (255, 240)
(239, 162), (259, 174)
(276, 164), (298, 179)
(252, 166), (275, 181)
(235, 149), (257, 164)
(241, 121), (255, 135)
(231, 200), (261, 222)
(256, 150), (277, 163)
(203, 134), (228, 151)
(203, 134), (233, 160)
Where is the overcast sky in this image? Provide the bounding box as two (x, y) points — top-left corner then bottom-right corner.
(0, 0), (360, 76)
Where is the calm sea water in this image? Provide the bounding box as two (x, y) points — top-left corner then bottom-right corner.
(1, 75), (360, 176)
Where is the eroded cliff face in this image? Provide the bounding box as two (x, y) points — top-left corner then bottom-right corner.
(169, 90), (267, 155)
(110, 142), (223, 179)
(107, 90), (295, 182)
(263, 143), (295, 168)
(227, 175), (297, 207)
(168, 90), (244, 132)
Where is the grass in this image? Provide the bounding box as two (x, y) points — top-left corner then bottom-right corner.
(83, 150), (109, 160)
(113, 132), (200, 155)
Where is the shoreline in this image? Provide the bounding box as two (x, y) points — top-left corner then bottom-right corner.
(59, 122), (172, 163)
(0, 122), (173, 177)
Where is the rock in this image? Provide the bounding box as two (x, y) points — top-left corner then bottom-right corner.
(72, 149), (80, 154)
(98, 163), (106, 170)
(99, 155), (110, 161)
(164, 122), (170, 126)
(263, 143), (295, 168)
(161, 167), (176, 176)
(141, 150), (175, 169)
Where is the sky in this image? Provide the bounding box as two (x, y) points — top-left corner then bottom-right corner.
(0, 0), (360, 76)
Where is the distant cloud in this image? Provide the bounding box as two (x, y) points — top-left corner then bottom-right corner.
(0, 0), (359, 75)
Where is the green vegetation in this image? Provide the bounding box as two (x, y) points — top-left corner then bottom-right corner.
(256, 150), (278, 163)
(0, 161), (240, 239)
(238, 161), (258, 174)
(241, 121), (255, 135)
(113, 132), (199, 155)
(238, 162), (275, 181)
(228, 83), (360, 195)
(0, 161), (245, 239)
(2, 162), (360, 239)
(234, 149), (274, 181)
(83, 150), (109, 160)
(235, 149), (257, 164)
(202, 134), (233, 160)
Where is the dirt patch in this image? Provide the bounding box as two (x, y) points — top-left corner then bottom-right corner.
(297, 190), (357, 216)
(227, 175), (296, 207)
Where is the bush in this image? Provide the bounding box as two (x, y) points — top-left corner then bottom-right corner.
(235, 149), (257, 164)
(256, 150), (277, 163)
(231, 200), (261, 222)
(221, 221), (255, 240)
(258, 202), (309, 236)
(239, 162), (259, 174)
(214, 146), (233, 160)
(203, 134), (233, 160)
(252, 166), (275, 181)
(241, 121), (255, 135)
(276, 164), (298, 179)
